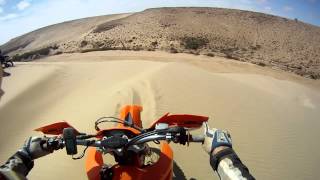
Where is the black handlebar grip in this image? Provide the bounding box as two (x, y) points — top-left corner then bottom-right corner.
(63, 128), (78, 155)
(42, 137), (63, 152)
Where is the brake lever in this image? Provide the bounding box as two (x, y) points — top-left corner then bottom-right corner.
(43, 137), (64, 152)
(159, 126), (189, 145)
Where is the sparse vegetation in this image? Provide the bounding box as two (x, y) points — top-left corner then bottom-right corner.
(12, 46), (57, 61)
(11, 54), (20, 61)
(194, 10), (206, 14)
(225, 54), (233, 59)
(206, 53), (215, 57)
(91, 41), (105, 49)
(80, 47), (115, 53)
(93, 21), (121, 33)
(51, 44), (59, 50)
(190, 51), (200, 55)
(169, 47), (178, 53)
(181, 36), (209, 50)
(258, 62), (266, 67)
(132, 46), (143, 51)
(221, 47), (237, 54)
(310, 72), (320, 80)
(251, 45), (262, 50)
(225, 53), (240, 60)
(221, 47), (242, 60)
(151, 41), (158, 47)
(80, 40), (88, 47)
(80, 45), (144, 53)
(160, 23), (174, 28)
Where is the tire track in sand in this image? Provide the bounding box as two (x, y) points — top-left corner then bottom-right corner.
(110, 62), (169, 126)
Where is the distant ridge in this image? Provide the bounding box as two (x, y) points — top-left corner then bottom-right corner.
(1, 7), (319, 79)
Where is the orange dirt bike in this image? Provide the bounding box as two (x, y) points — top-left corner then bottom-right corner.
(34, 105), (208, 180)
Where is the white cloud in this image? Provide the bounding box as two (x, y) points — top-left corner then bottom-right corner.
(257, 0), (267, 3)
(283, 6), (293, 12)
(239, 0), (253, 4)
(0, 7), (3, 14)
(264, 6), (272, 11)
(260, 6), (273, 14)
(0, 13), (18, 21)
(17, 0), (31, 10)
(0, 0), (5, 6)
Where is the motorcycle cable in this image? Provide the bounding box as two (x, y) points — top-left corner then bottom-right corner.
(95, 117), (143, 132)
(72, 145), (89, 160)
(127, 126), (186, 146)
(124, 129), (170, 148)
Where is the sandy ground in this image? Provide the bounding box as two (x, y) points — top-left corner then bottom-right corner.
(0, 51), (320, 180)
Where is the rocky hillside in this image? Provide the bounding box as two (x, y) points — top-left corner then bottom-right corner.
(1, 7), (320, 79)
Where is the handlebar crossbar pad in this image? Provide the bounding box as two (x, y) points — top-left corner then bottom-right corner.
(63, 128), (78, 155)
(101, 137), (128, 149)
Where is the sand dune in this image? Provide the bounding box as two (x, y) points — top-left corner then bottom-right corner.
(2, 7), (320, 79)
(0, 13), (131, 54)
(0, 51), (319, 179)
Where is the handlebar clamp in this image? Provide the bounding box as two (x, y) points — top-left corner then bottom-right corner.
(101, 136), (128, 149)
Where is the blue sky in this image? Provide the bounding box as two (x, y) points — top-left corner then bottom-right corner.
(0, 0), (319, 45)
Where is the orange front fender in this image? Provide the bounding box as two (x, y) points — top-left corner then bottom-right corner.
(86, 147), (103, 180)
(119, 105), (143, 128)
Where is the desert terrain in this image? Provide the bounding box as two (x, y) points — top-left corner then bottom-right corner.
(1, 7), (320, 79)
(0, 51), (319, 180)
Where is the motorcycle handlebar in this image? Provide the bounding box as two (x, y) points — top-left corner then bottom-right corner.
(134, 134), (167, 144)
(76, 139), (98, 147)
(189, 135), (205, 143)
(48, 128), (206, 154)
(73, 133), (204, 149)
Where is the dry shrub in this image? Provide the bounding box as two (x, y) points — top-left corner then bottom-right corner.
(206, 53), (215, 57)
(170, 47), (178, 53)
(80, 40), (88, 47)
(12, 46), (57, 61)
(181, 36), (209, 50)
(258, 62), (266, 67)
